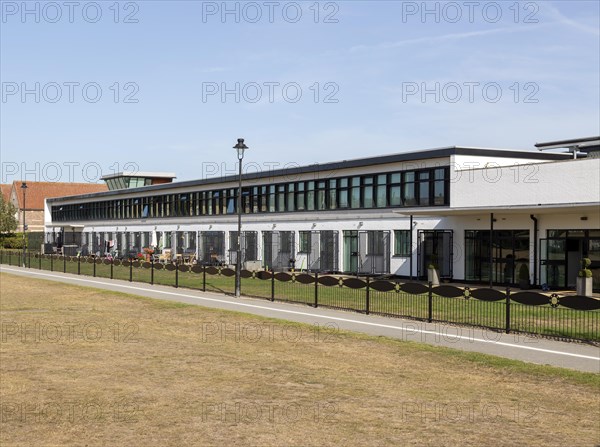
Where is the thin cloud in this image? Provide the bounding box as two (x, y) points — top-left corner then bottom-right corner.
(544, 3), (600, 37)
(349, 26), (543, 52)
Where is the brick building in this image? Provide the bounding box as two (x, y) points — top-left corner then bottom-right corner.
(4, 181), (108, 232)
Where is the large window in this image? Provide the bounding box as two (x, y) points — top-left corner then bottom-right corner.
(296, 182), (305, 211)
(286, 184), (295, 212)
(389, 173), (401, 206)
(350, 177), (361, 208)
(394, 230), (411, 256)
(376, 174), (387, 208)
(306, 181), (315, 211)
(50, 167), (450, 222)
(433, 168), (448, 206)
(403, 172), (416, 206)
(328, 179), (337, 210)
(299, 231), (311, 253)
(316, 181), (327, 210)
(363, 177), (374, 208)
(277, 185), (286, 212)
(338, 178), (349, 208)
(418, 171), (430, 206)
(465, 230), (529, 284)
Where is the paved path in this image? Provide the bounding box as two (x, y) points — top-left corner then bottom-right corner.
(1, 266), (599, 373)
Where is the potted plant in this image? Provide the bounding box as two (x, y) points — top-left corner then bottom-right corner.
(427, 255), (440, 286)
(577, 258), (593, 297)
(518, 263), (530, 290)
(143, 247), (155, 261)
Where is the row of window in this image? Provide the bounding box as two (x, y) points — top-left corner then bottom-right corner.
(46, 230), (411, 259)
(105, 177), (153, 191)
(51, 168), (450, 222)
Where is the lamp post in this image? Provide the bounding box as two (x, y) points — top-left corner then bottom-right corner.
(233, 138), (248, 297)
(21, 182), (28, 267)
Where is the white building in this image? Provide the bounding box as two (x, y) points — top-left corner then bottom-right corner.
(44, 137), (600, 291)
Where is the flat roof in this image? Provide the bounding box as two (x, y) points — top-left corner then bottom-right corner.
(101, 171), (177, 180)
(48, 146), (570, 203)
(395, 202), (600, 216)
(535, 136), (600, 151)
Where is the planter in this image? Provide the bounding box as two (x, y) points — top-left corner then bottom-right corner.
(427, 268), (440, 286)
(576, 276), (593, 297)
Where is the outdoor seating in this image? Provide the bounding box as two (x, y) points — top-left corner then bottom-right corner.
(158, 249), (172, 263)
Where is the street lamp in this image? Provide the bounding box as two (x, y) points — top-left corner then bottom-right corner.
(233, 138), (248, 297)
(21, 182), (28, 267)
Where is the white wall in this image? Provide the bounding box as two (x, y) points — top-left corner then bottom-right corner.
(451, 153), (556, 170)
(451, 158), (600, 208)
(66, 210), (443, 276)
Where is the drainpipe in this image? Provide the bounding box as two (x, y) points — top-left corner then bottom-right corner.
(530, 215), (538, 287)
(489, 213), (494, 288)
(409, 215), (413, 280)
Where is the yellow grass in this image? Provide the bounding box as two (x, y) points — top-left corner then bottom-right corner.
(1, 273), (598, 446)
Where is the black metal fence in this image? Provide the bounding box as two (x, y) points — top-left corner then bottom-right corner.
(1, 250), (598, 343)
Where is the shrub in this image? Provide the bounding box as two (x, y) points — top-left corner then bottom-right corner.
(518, 263), (529, 281)
(578, 258), (592, 278)
(428, 254), (438, 270)
(0, 235), (25, 249)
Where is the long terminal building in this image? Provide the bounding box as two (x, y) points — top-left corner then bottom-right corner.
(43, 137), (600, 291)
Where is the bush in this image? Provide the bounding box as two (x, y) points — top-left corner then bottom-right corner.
(428, 254), (438, 270)
(0, 235), (25, 249)
(578, 258), (592, 278)
(518, 263), (529, 281)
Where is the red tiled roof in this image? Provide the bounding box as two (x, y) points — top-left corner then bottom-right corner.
(0, 184), (11, 203)
(12, 181), (108, 210)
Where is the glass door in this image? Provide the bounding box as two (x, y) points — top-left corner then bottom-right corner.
(588, 237), (600, 290)
(418, 230), (453, 279)
(343, 231), (358, 274)
(540, 238), (566, 289)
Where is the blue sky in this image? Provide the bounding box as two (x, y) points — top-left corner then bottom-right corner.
(1, 1), (599, 183)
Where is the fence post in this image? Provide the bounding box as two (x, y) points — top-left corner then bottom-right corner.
(175, 260), (179, 288)
(314, 271), (319, 308)
(365, 276), (370, 315)
(0, 250), (3, 265)
(50, 253), (53, 271)
(129, 259), (133, 282)
(8, 251), (11, 266)
(63, 255), (66, 273)
(428, 281), (433, 323)
(77, 256), (81, 275)
(110, 258), (113, 279)
(39, 253), (41, 270)
(505, 287), (511, 334)
(93, 258), (96, 277)
(151, 259), (154, 285)
(271, 269), (275, 301)
(202, 265), (206, 292)
(28, 250), (31, 268)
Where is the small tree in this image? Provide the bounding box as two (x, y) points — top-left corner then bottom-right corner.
(518, 263), (529, 281)
(518, 263), (530, 289)
(578, 258), (592, 278)
(0, 195), (18, 234)
(577, 258), (593, 297)
(428, 254), (438, 270)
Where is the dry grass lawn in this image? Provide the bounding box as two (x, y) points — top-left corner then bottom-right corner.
(1, 272), (598, 446)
